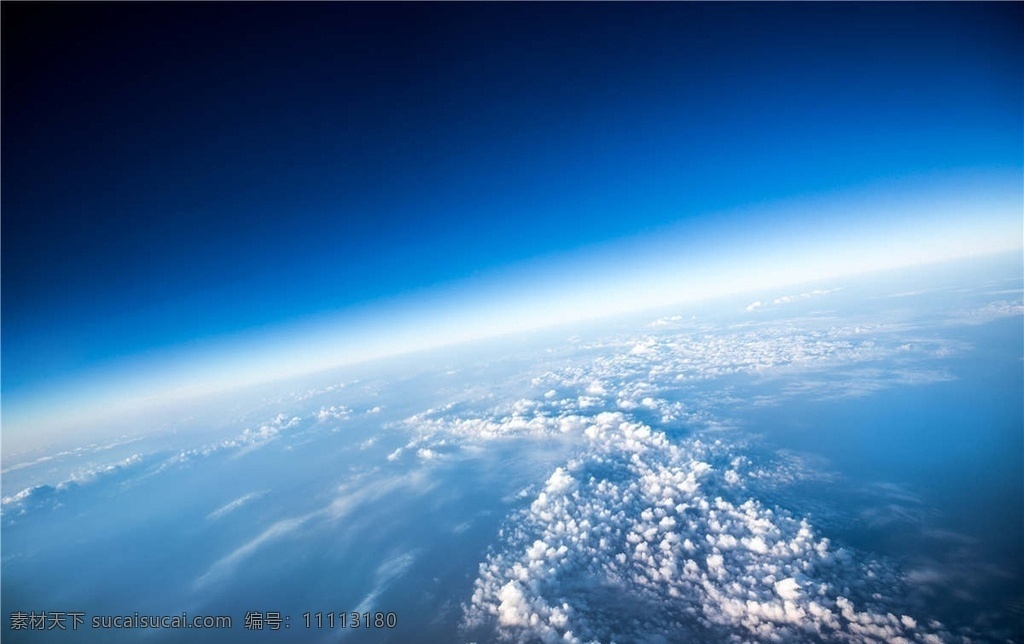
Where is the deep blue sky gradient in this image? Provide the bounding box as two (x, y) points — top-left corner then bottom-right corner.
(3, 2), (1022, 394)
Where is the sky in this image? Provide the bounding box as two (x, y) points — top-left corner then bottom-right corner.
(2, 3), (1022, 449)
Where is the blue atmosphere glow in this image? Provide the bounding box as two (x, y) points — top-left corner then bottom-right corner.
(3, 3), (1021, 451)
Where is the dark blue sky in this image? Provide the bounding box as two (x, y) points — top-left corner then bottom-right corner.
(3, 2), (1021, 396)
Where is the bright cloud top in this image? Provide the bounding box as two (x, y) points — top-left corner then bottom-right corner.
(463, 412), (950, 643)
(378, 297), (1008, 641)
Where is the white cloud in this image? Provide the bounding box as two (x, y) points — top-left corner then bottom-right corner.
(775, 577), (802, 601)
(2, 453), (146, 514)
(390, 306), (964, 632)
(206, 491), (265, 521)
(462, 413), (950, 642)
(316, 405), (351, 423)
(9, 280), (991, 640)
(950, 299), (1024, 325)
(351, 550), (417, 615)
(194, 515), (312, 589)
(195, 470), (434, 592)
(773, 287), (842, 306)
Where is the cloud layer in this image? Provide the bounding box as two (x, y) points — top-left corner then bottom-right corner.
(462, 412), (952, 643)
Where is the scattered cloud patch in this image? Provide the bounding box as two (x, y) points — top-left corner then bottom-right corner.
(952, 299), (1024, 325)
(316, 405), (351, 423)
(2, 454), (146, 516)
(773, 287), (842, 306)
(650, 315), (683, 328)
(463, 413), (950, 643)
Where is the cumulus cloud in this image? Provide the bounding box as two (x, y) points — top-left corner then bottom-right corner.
(398, 401), (590, 450)
(149, 412), (307, 474)
(316, 405), (351, 423)
(3, 424), (322, 522)
(462, 413), (950, 643)
(389, 309), (970, 644)
(9, 276), (999, 641)
(2, 453), (146, 517)
(236, 413), (302, 444)
(386, 308), (988, 640)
